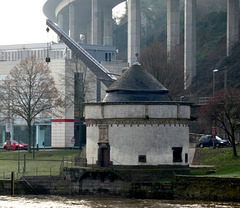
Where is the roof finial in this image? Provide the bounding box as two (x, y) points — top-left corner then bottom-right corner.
(133, 52), (141, 65)
(135, 53), (139, 60)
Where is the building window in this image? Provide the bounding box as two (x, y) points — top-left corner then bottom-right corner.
(185, 153), (188, 163)
(105, 53), (112, 62)
(172, 147), (182, 162)
(108, 53), (111, 62)
(138, 155), (146, 163)
(105, 53), (108, 62)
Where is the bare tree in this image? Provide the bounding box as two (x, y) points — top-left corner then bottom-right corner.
(0, 56), (63, 153)
(139, 40), (184, 100)
(198, 88), (240, 157)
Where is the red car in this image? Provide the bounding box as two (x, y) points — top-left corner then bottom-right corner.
(3, 140), (28, 150)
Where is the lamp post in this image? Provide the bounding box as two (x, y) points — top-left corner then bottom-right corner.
(213, 69), (218, 97)
(212, 69), (218, 148)
(224, 69), (228, 140)
(212, 68), (229, 141)
(18, 135), (20, 173)
(32, 119), (35, 159)
(224, 69), (227, 89)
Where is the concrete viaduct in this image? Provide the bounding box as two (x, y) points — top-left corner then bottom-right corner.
(43, 0), (239, 89)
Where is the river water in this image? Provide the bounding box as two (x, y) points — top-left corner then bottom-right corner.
(0, 196), (240, 208)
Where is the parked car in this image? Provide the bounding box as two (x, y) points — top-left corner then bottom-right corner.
(199, 135), (230, 148)
(3, 140), (28, 150)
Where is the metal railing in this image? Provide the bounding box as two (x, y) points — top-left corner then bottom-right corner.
(198, 97), (211, 104)
(60, 155), (87, 170)
(0, 167), (60, 180)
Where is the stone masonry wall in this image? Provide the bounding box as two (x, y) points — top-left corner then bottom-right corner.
(5, 171), (240, 201)
(173, 175), (240, 202)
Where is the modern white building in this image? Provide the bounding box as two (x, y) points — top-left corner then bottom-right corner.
(0, 42), (127, 148)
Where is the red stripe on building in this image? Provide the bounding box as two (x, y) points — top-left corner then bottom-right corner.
(51, 119), (75, 123)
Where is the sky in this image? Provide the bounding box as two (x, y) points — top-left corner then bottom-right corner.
(0, 0), (126, 46)
(0, 0), (57, 45)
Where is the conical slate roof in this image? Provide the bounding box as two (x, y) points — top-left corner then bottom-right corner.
(103, 62), (171, 102)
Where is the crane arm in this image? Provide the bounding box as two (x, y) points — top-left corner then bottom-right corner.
(46, 19), (116, 87)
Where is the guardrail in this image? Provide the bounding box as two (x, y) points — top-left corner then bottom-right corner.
(198, 97), (211, 104)
(60, 155), (87, 170)
(0, 167), (60, 180)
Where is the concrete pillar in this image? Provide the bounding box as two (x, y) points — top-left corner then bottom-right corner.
(50, 60), (75, 148)
(69, 3), (80, 42)
(167, 0), (180, 57)
(57, 10), (69, 35)
(103, 6), (113, 45)
(184, 0), (196, 89)
(87, 24), (91, 44)
(128, 0), (141, 66)
(227, 0), (239, 56)
(91, 0), (103, 45)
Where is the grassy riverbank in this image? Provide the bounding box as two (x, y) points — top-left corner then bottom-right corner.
(1, 147), (240, 179)
(0, 149), (79, 179)
(191, 146), (240, 177)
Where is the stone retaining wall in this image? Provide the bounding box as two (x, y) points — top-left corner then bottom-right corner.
(21, 176), (63, 195)
(3, 171), (240, 202)
(10, 169), (174, 198)
(173, 175), (240, 202)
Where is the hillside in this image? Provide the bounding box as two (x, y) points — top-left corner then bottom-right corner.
(189, 11), (240, 97)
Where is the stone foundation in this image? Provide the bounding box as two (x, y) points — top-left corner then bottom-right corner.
(3, 170), (240, 202)
(173, 175), (240, 202)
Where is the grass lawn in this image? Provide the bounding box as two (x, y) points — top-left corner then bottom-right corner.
(1, 146), (240, 179)
(0, 149), (80, 179)
(191, 146), (240, 177)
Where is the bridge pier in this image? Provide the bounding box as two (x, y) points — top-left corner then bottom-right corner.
(167, 0), (180, 58)
(57, 10), (69, 38)
(128, 0), (141, 65)
(91, 0), (102, 45)
(103, 6), (113, 45)
(184, 0), (196, 89)
(69, 3), (80, 42)
(227, 0), (239, 56)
